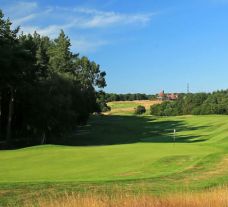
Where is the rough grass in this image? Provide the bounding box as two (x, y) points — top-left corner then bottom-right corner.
(26, 188), (228, 207)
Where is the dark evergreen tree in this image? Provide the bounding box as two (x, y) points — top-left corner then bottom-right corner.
(0, 10), (107, 148)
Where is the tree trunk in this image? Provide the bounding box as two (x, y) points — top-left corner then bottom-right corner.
(0, 90), (2, 139)
(6, 86), (14, 146)
(41, 131), (46, 145)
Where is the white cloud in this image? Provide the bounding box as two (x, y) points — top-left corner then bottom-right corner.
(73, 8), (154, 28)
(13, 14), (37, 25)
(21, 22), (78, 38)
(21, 25), (108, 53)
(71, 38), (108, 53)
(46, 7), (155, 29)
(7, 1), (38, 16)
(37, 25), (63, 37)
(4, 2), (157, 53)
(12, 6), (54, 27)
(19, 25), (38, 34)
(17, 6), (155, 37)
(21, 25), (63, 38)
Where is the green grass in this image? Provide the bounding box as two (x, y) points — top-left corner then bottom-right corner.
(107, 100), (159, 115)
(108, 101), (139, 109)
(1, 110), (228, 205)
(107, 101), (139, 115)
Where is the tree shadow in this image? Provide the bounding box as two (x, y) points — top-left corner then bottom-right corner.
(62, 115), (209, 146)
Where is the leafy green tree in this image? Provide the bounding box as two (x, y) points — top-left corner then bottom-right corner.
(0, 10), (37, 145)
(96, 91), (111, 112)
(48, 30), (74, 74)
(0, 10), (107, 148)
(135, 105), (146, 115)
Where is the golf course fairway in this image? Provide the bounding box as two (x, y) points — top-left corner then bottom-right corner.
(1, 113), (228, 205)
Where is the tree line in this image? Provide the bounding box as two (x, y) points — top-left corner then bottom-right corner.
(0, 10), (107, 148)
(102, 93), (156, 102)
(150, 91), (228, 116)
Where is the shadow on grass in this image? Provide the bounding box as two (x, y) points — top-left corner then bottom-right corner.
(61, 115), (209, 146)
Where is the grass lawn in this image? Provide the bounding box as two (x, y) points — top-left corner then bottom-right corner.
(107, 100), (161, 115)
(1, 111), (228, 205)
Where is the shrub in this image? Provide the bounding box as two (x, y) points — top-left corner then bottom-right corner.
(101, 104), (111, 112)
(135, 105), (146, 115)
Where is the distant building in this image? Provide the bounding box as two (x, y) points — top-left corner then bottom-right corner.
(158, 90), (166, 101)
(157, 90), (178, 101)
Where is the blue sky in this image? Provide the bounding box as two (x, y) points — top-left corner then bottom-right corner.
(1, 0), (228, 94)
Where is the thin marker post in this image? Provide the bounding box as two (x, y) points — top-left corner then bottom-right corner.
(173, 129), (176, 143)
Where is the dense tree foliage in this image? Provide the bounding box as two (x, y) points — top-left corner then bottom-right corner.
(103, 93), (156, 102)
(96, 91), (111, 112)
(150, 91), (228, 116)
(0, 10), (106, 148)
(134, 105), (146, 115)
